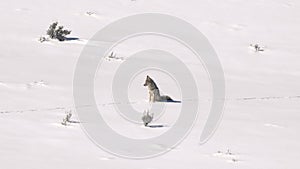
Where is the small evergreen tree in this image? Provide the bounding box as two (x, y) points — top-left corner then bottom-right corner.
(46, 22), (71, 41)
(47, 22), (58, 39)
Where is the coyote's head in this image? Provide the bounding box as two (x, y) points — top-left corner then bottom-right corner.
(143, 75), (158, 89)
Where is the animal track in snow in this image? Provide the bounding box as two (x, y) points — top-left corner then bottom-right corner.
(213, 149), (240, 164)
(15, 8), (30, 12)
(0, 81), (28, 90)
(228, 24), (246, 31)
(278, 1), (294, 8)
(26, 80), (49, 89)
(98, 156), (115, 160)
(202, 21), (246, 32)
(264, 123), (284, 129)
(235, 95), (300, 101)
(0, 80), (50, 90)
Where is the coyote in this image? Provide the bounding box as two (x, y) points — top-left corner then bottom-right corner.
(143, 75), (179, 103)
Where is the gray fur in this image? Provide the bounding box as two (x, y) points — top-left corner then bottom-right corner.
(143, 75), (174, 102)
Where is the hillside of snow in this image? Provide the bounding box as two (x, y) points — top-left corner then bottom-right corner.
(0, 0), (300, 169)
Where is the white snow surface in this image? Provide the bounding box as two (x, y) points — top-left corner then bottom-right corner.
(1, 0), (300, 168)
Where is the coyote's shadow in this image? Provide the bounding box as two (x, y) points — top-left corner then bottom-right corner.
(159, 100), (181, 103)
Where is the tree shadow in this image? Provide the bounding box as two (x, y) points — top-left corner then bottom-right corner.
(147, 124), (167, 128)
(65, 37), (80, 41)
(68, 120), (80, 124)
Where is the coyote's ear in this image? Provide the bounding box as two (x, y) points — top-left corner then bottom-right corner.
(147, 75), (150, 79)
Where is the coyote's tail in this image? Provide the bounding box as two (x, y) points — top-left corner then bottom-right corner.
(163, 95), (181, 103)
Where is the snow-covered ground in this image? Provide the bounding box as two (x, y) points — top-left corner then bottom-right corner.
(1, 0), (300, 168)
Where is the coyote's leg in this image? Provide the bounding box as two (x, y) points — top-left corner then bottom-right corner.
(151, 93), (155, 102)
(149, 92), (154, 102)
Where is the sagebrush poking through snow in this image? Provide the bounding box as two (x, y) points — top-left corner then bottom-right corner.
(250, 43), (265, 52)
(61, 110), (72, 126)
(38, 36), (48, 43)
(142, 110), (153, 126)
